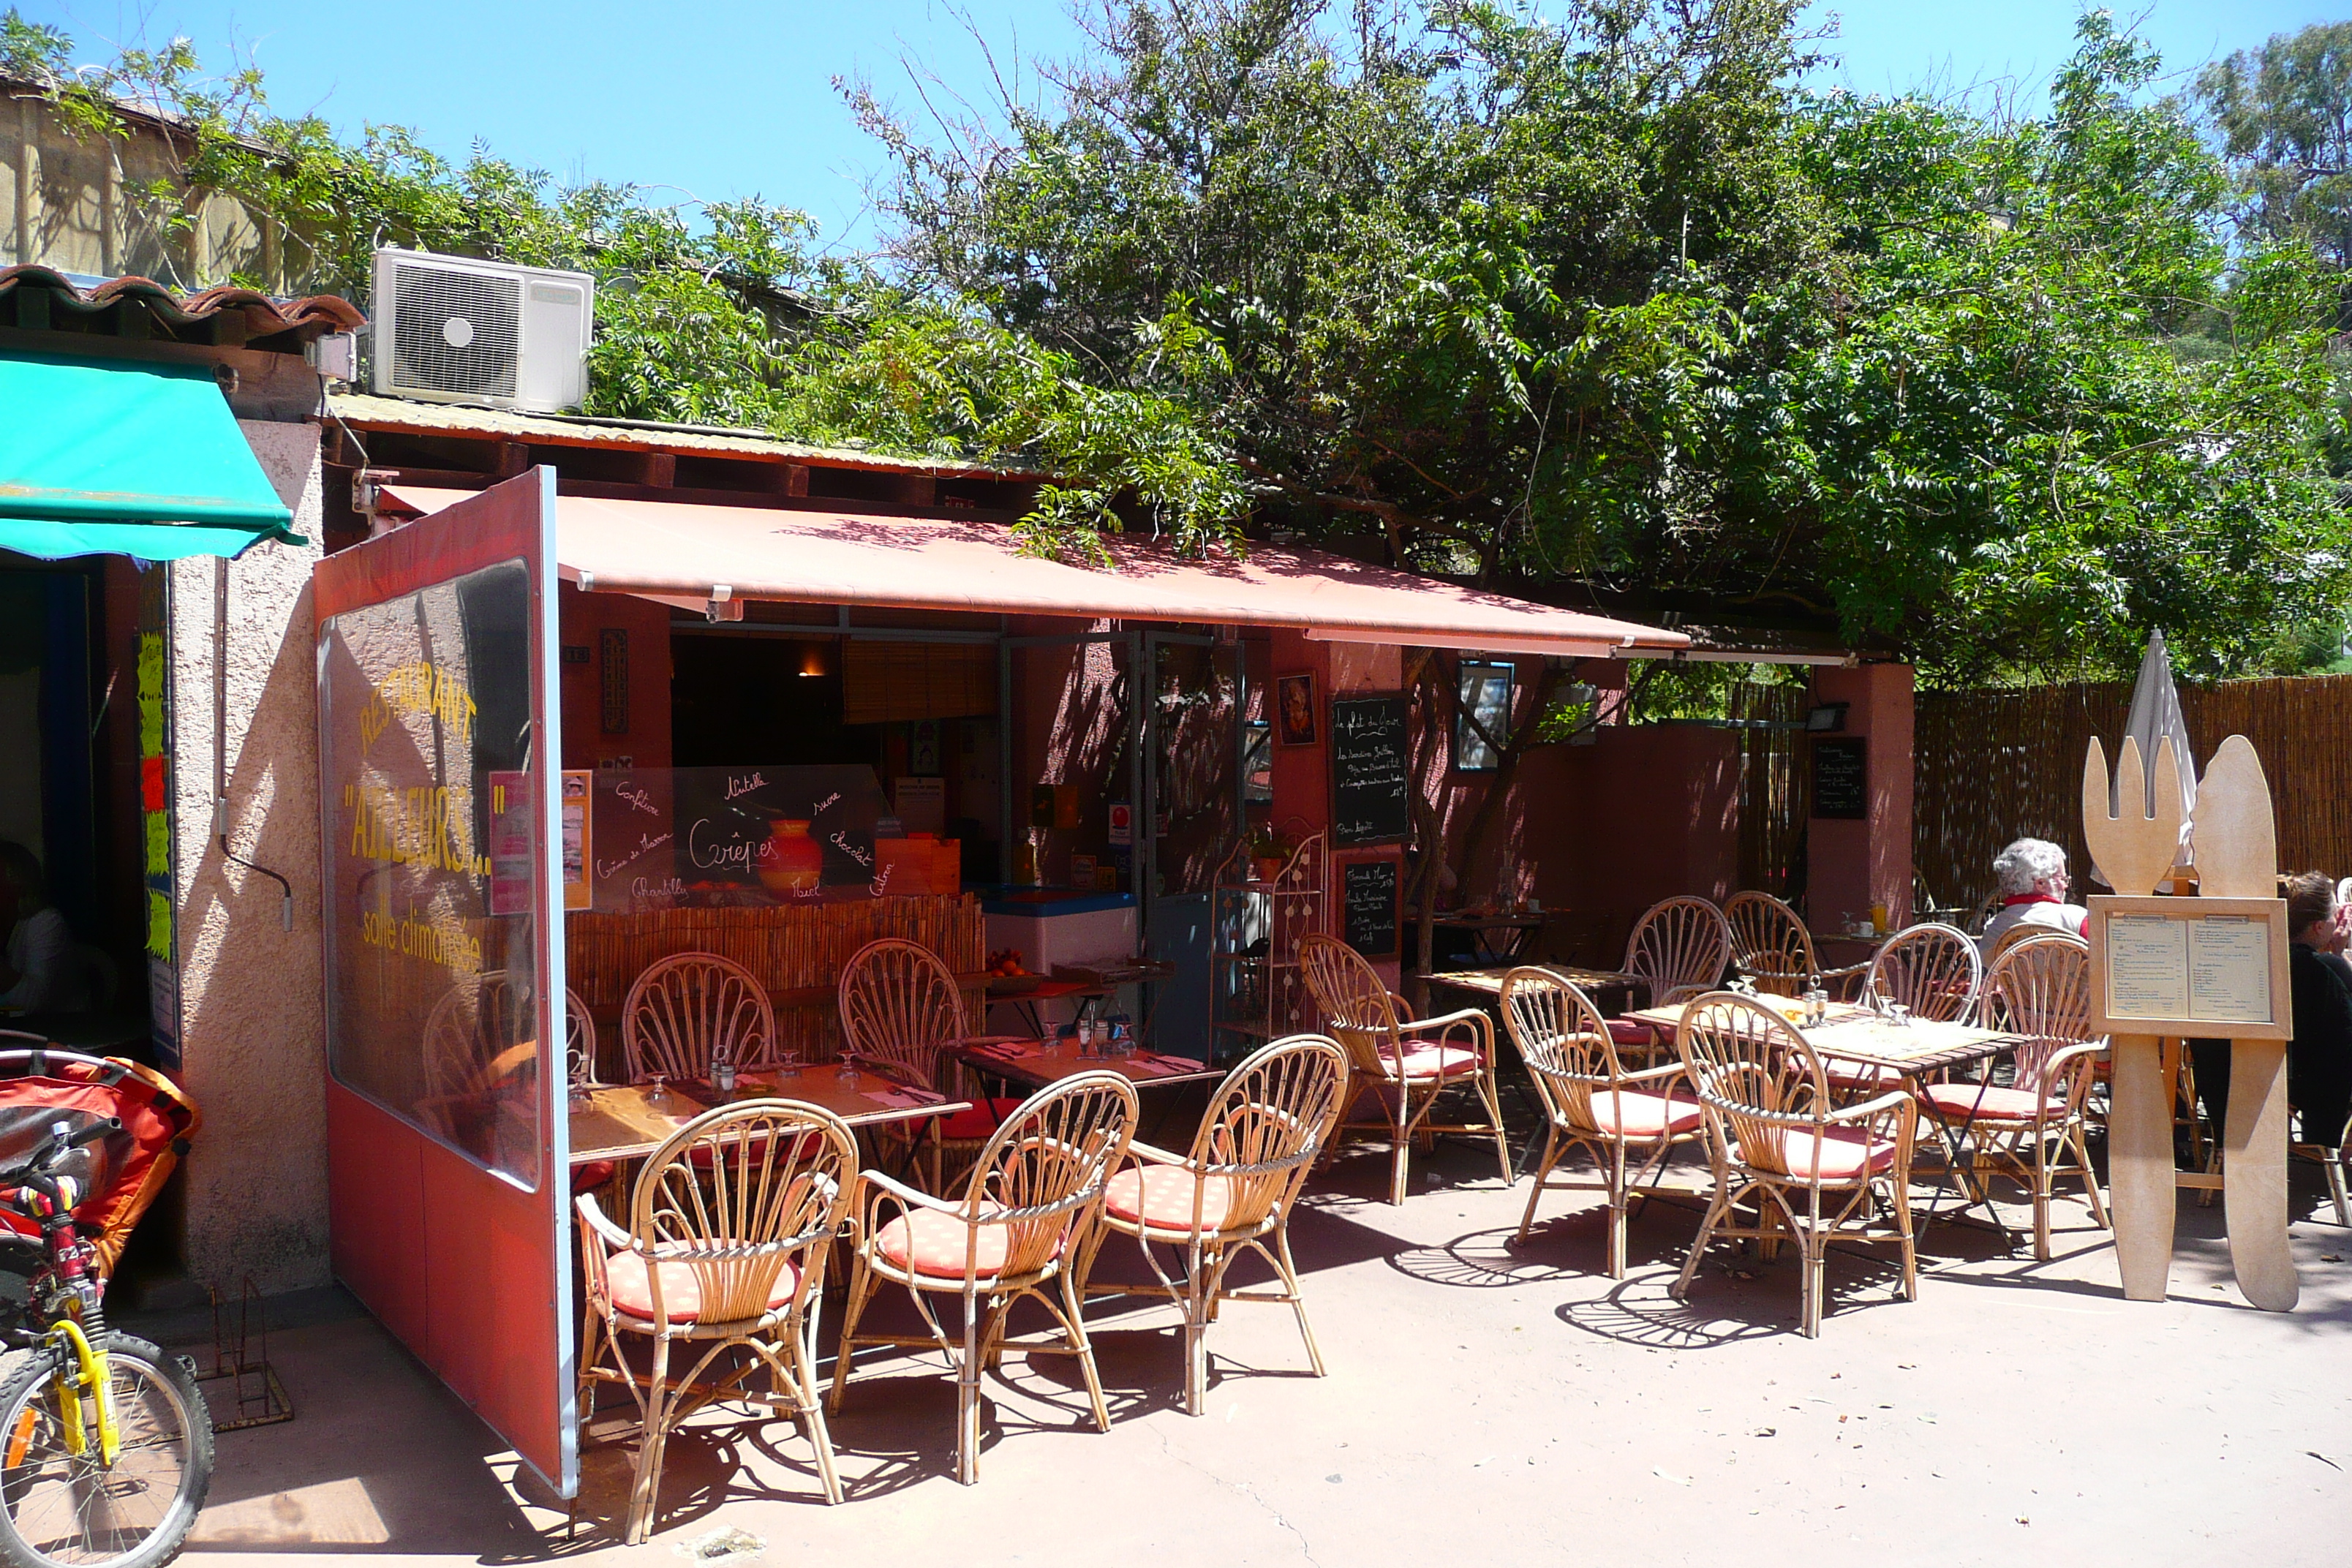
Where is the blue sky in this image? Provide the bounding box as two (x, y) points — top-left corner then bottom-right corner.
(18, 0), (2342, 250)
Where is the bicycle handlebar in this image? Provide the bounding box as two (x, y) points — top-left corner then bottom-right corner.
(0, 1117), (121, 1193)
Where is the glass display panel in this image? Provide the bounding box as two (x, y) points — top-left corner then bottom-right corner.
(319, 560), (543, 1188)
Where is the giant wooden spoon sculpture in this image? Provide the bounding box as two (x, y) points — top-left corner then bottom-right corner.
(2082, 734), (2296, 1311)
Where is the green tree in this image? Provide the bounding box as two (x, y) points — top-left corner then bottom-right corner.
(863, 1), (2349, 682)
(0, 9), (1249, 555)
(2197, 21), (2352, 274)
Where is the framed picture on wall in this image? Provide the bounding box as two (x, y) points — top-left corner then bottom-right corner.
(1455, 660), (1514, 771)
(1276, 671), (1319, 746)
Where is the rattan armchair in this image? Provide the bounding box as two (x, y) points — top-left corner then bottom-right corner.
(1499, 967), (1704, 1277)
(1623, 897), (1733, 1004)
(832, 1071), (1137, 1485)
(1921, 932), (2108, 1259)
(620, 951), (777, 1082)
(838, 937), (1025, 1189)
(577, 1099), (859, 1541)
(1671, 992), (1919, 1337)
(1077, 1035), (1349, 1414)
(1727, 891), (1868, 999)
(1824, 923), (1983, 1097)
(1297, 933), (1510, 1205)
(563, 984), (600, 1090)
(2292, 1112), (2351, 1226)
(1607, 897), (1733, 1061)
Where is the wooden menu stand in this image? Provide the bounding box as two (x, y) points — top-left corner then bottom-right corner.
(2084, 734), (2297, 1311)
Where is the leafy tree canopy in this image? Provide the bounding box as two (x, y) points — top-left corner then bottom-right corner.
(6, 3), (2346, 683)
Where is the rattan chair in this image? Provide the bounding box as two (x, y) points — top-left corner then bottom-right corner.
(564, 984), (601, 1090)
(1499, 967), (1704, 1277)
(1824, 923), (1984, 1096)
(1076, 1035), (1349, 1414)
(1622, 897), (1733, 1005)
(577, 1099), (859, 1540)
(1725, 892), (1827, 996)
(1922, 932), (2108, 1259)
(1671, 992), (1919, 1337)
(1297, 933), (1511, 1205)
(621, 951), (777, 1082)
(2291, 1111), (2351, 1226)
(837, 937), (1025, 1190)
(832, 1071), (1137, 1485)
(1607, 897), (1733, 1060)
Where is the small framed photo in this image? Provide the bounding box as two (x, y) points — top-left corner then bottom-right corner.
(1275, 671), (1319, 747)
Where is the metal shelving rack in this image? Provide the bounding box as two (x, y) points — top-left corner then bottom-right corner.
(1209, 830), (1327, 1063)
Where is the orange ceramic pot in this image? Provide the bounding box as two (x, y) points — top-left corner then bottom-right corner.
(759, 818), (823, 894)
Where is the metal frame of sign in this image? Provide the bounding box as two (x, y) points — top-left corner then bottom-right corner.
(2086, 894), (2292, 1040)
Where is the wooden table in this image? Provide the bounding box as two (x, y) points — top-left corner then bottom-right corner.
(1425, 965), (1646, 1003)
(568, 1070), (972, 1166)
(1430, 913), (1543, 965)
(1624, 1000), (2029, 1232)
(950, 1038), (1220, 1093)
(952, 1037), (1220, 1144)
(985, 961), (1181, 1044)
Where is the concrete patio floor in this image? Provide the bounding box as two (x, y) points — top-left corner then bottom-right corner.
(154, 1133), (2351, 1567)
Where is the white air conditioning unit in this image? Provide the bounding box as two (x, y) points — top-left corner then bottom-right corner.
(369, 249), (594, 413)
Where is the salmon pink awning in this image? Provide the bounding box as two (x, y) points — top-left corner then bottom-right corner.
(379, 487), (1689, 658)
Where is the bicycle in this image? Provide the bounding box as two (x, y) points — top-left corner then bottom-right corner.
(0, 1050), (209, 1568)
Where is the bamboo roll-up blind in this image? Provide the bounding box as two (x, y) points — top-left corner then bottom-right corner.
(843, 641), (998, 724)
(1915, 673), (2352, 913)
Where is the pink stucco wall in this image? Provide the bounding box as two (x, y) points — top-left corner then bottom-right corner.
(170, 418), (331, 1294)
(1806, 663), (1915, 930)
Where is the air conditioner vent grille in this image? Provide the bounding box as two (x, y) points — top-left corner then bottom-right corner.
(389, 263), (521, 399)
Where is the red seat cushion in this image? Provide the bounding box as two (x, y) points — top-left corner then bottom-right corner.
(1104, 1164), (1239, 1233)
(606, 1248), (800, 1324)
(1606, 1018), (1657, 1047)
(937, 1098), (1029, 1142)
(570, 1160), (619, 1195)
(1921, 1082), (2052, 1123)
(1581, 1090), (1704, 1139)
(1376, 1042), (1482, 1082)
(874, 1207), (1019, 1281)
(1739, 1126), (1899, 1184)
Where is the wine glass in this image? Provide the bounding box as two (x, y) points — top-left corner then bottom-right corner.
(836, 1052), (862, 1085)
(645, 1074), (672, 1112)
(778, 1047), (803, 1079)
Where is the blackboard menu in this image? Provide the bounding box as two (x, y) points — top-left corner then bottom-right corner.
(1330, 693), (1409, 845)
(1811, 737), (1868, 821)
(1343, 859), (1401, 957)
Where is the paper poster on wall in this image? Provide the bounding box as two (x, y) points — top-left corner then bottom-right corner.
(561, 770), (592, 911)
(488, 769), (535, 918)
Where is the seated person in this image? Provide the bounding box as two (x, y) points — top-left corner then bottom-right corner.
(2285, 872), (2352, 1150)
(0, 843), (88, 1015)
(1978, 837), (2089, 957)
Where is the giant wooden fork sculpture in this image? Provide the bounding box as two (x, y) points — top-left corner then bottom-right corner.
(2084, 734), (2296, 1311)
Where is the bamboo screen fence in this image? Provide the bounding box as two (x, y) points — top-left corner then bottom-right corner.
(565, 894), (990, 1063)
(1731, 682), (1812, 898)
(1914, 673), (2352, 913)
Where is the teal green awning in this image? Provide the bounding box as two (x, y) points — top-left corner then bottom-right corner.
(0, 352), (301, 562)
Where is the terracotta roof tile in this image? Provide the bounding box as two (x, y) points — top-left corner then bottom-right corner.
(0, 265), (365, 339)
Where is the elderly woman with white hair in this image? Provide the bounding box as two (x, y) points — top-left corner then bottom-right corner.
(1978, 837), (2090, 957)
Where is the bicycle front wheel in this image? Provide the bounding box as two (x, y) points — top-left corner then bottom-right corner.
(0, 1334), (212, 1568)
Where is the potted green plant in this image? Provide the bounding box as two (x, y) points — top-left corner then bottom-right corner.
(1248, 826), (1295, 883)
